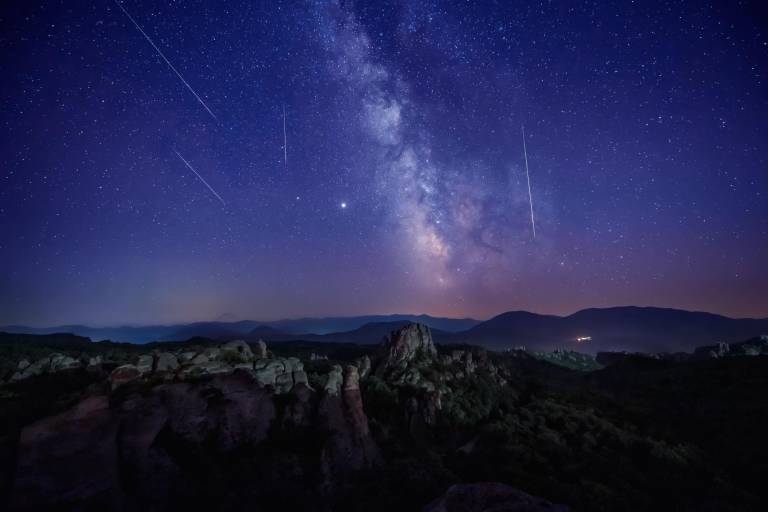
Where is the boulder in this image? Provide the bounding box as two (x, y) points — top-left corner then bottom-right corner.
(109, 364), (141, 390)
(357, 355), (371, 379)
(49, 353), (82, 372)
(180, 361), (232, 378)
(253, 359), (286, 388)
(324, 365), (344, 395)
(17, 359), (31, 371)
(51, 355), (82, 372)
(178, 351), (197, 363)
(47, 353), (65, 370)
(58, 357), (82, 372)
(254, 339), (268, 359)
(10, 356), (49, 382)
(190, 353), (209, 365)
(221, 340), (254, 361)
(424, 483), (571, 512)
(155, 352), (179, 373)
(136, 354), (154, 375)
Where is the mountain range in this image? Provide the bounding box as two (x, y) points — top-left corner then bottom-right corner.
(3, 307), (767, 353)
(0, 314), (476, 344)
(445, 307), (768, 353)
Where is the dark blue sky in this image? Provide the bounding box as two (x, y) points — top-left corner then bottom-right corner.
(1, 0), (766, 326)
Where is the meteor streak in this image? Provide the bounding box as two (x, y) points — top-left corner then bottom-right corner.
(112, 0), (218, 122)
(521, 124), (537, 239)
(174, 150), (226, 207)
(282, 103), (288, 169)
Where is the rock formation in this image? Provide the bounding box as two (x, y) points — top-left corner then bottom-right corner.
(5, 338), (381, 511)
(375, 323), (437, 376)
(109, 364), (140, 389)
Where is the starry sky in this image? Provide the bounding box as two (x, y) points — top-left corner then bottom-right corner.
(1, 0), (766, 327)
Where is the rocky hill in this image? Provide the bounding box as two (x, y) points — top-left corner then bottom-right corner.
(447, 306), (768, 353)
(1, 325), (768, 511)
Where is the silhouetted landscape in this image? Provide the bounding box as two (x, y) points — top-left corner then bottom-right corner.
(6, 306), (768, 353)
(2, 320), (768, 511)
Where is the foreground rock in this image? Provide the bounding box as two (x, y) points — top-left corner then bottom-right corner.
(95, 340), (309, 393)
(424, 483), (571, 512)
(8, 367), (379, 511)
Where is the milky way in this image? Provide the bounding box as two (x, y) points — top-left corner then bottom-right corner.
(0, 0), (765, 325)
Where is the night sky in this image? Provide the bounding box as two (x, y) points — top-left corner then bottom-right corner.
(1, 1), (766, 326)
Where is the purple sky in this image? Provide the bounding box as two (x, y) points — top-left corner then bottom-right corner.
(1, 0), (766, 326)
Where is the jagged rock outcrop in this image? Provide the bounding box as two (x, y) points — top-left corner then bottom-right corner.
(324, 364), (344, 395)
(375, 323), (436, 377)
(357, 354), (371, 378)
(87, 341), (312, 395)
(10, 353), (83, 381)
(319, 363), (379, 488)
(7, 362), (380, 511)
(377, 324), (437, 371)
(424, 483), (571, 512)
(254, 339), (268, 359)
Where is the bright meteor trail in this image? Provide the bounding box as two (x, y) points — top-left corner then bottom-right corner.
(282, 104), (288, 169)
(112, 0), (218, 122)
(173, 150), (226, 207)
(521, 124), (536, 239)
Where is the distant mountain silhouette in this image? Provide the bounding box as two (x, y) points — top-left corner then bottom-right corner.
(0, 314), (477, 344)
(449, 306), (768, 353)
(165, 321), (263, 342)
(263, 314), (479, 335)
(0, 332), (92, 348)
(4, 307), (766, 351)
(309, 320), (450, 344)
(247, 325), (296, 340)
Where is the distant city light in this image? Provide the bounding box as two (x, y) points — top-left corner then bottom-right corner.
(576, 336), (592, 343)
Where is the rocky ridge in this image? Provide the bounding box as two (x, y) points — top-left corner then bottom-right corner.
(0, 324), (524, 511)
(4, 334), (380, 511)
